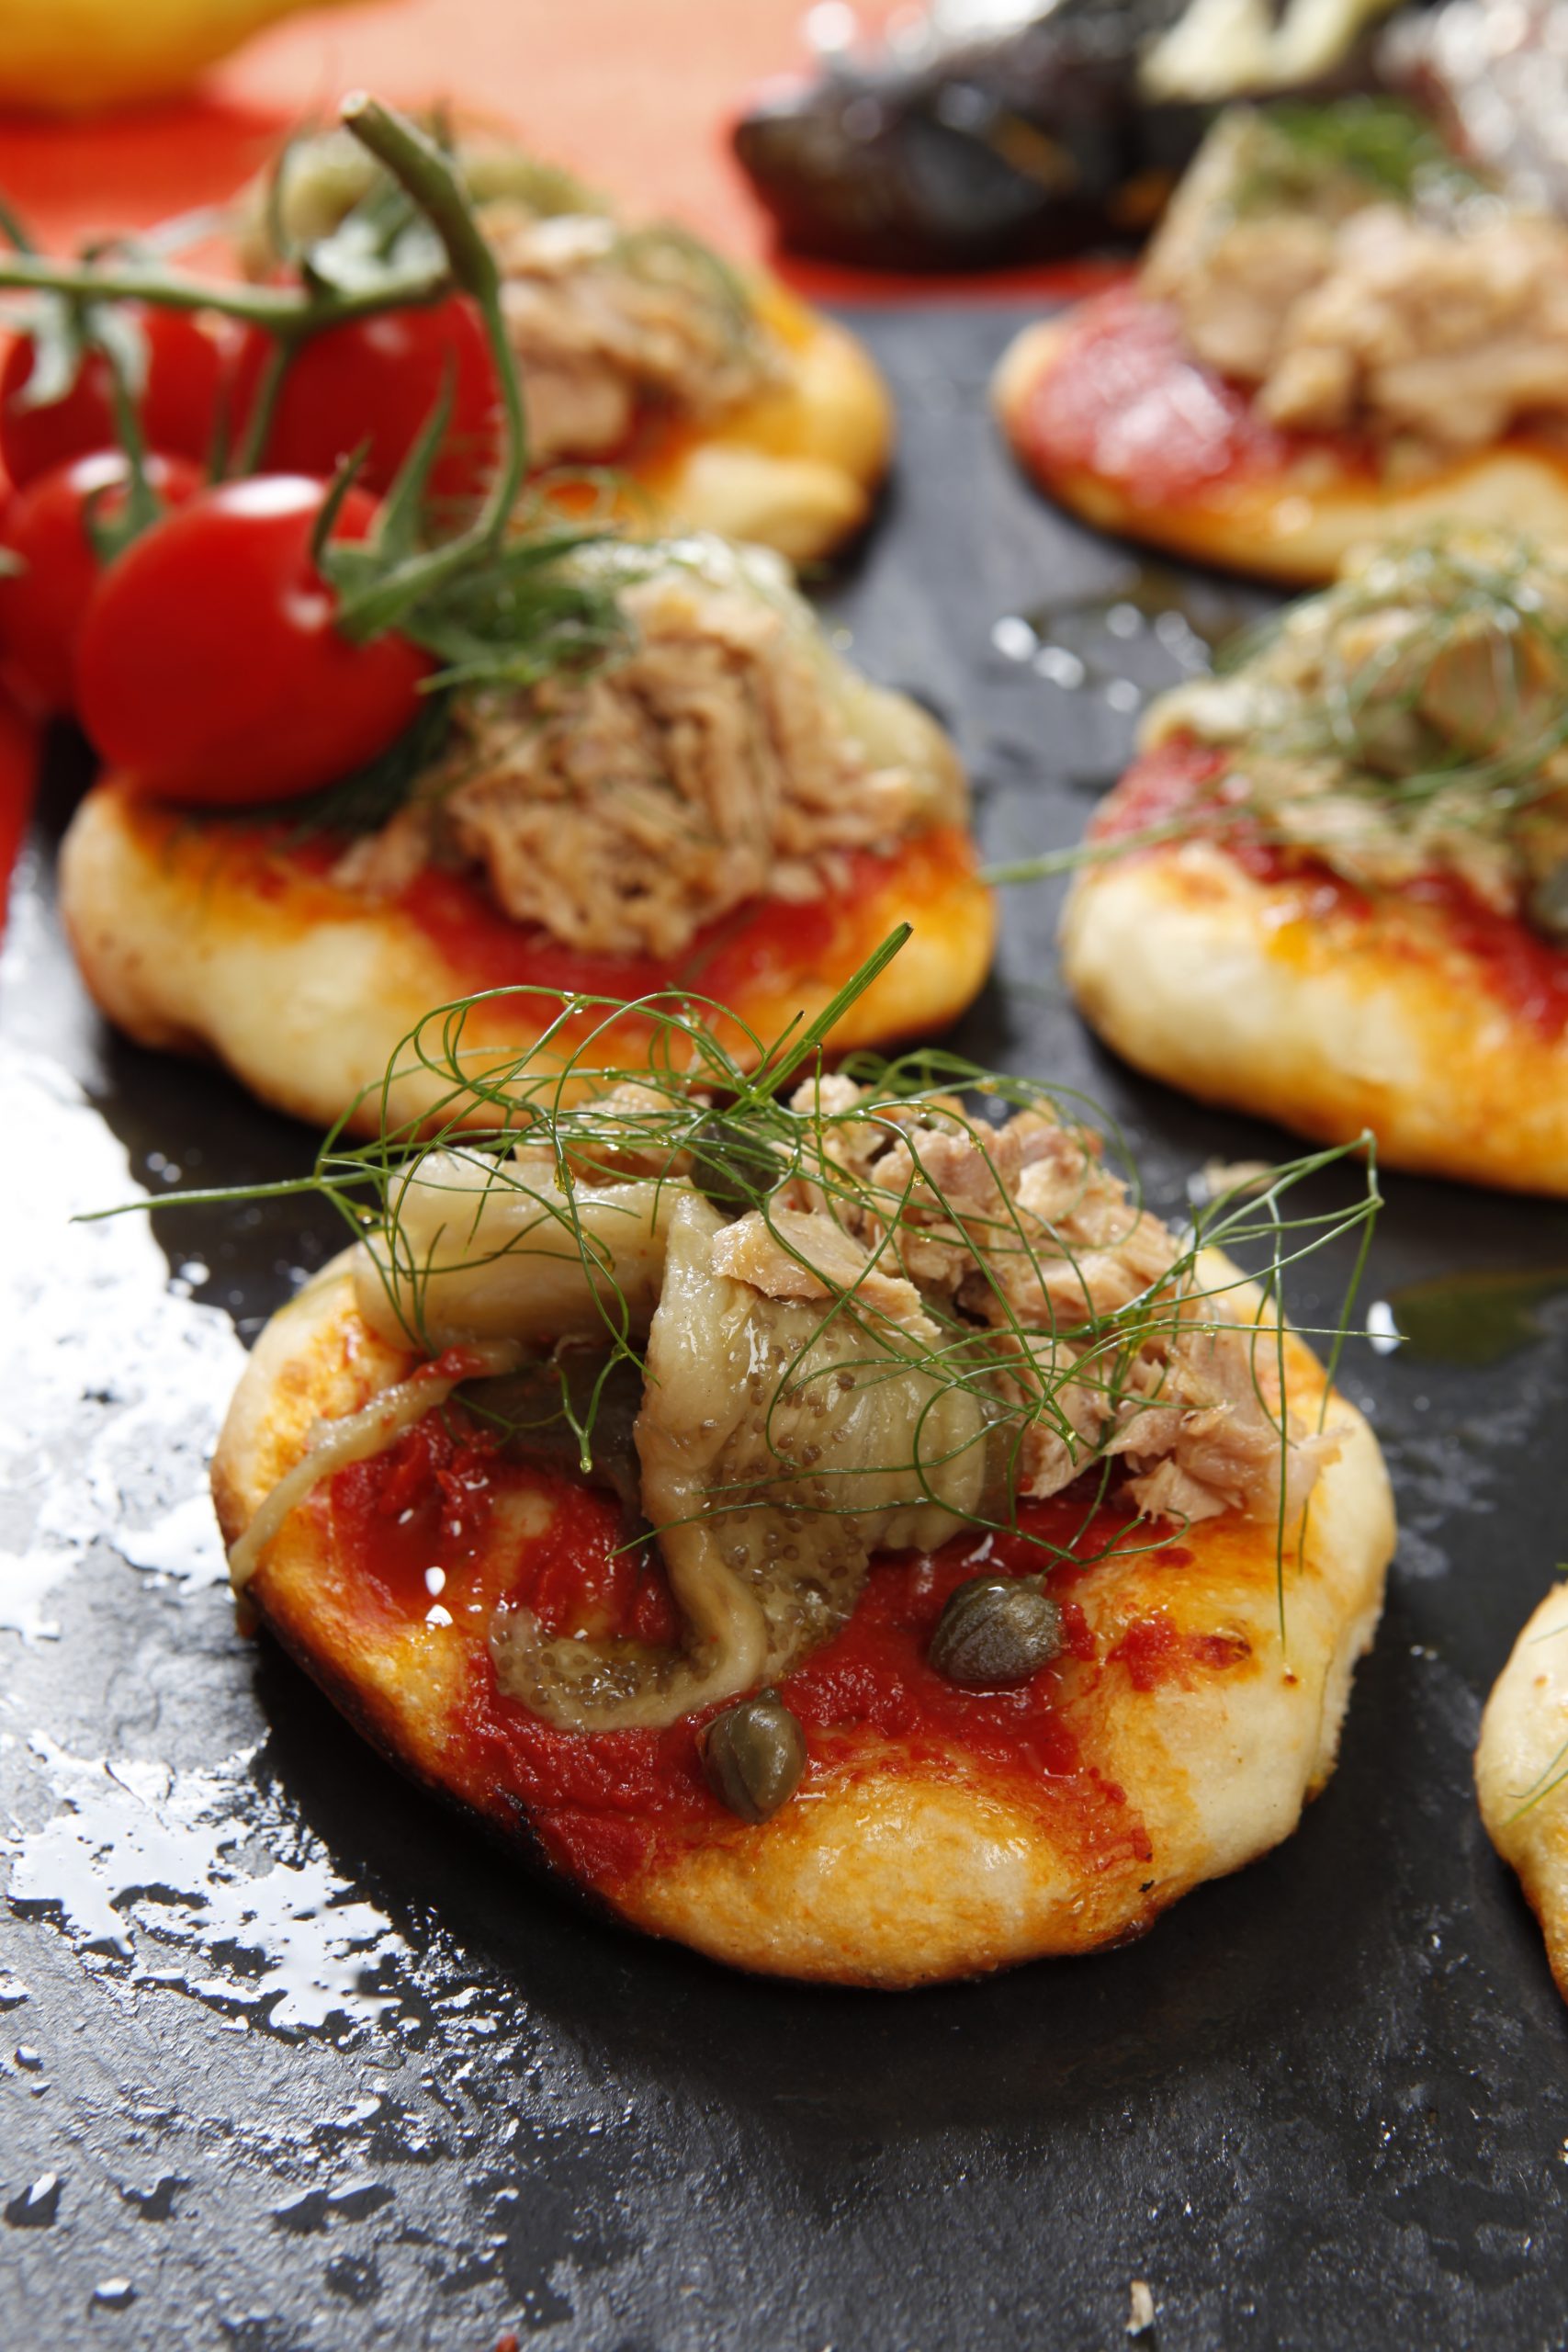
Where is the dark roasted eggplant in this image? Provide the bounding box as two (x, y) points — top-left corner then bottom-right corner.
(732, 0), (1404, 270)
(461, 1347), (646, 1515)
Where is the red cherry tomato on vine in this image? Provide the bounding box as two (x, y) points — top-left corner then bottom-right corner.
(230, 296), (502, 504)
(75, 476), (431, 805)
(0, 449), (201, 717)
(0, 308), (223, 489)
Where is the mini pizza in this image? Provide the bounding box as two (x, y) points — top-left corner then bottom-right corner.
(1058, 527), (1568, 1193)
(1477, 1580), (1568, 2007)
(239, 124), (892, 564)
(994, 102), (1568, 585)
(60, 534), (994, 1135)
(210, 1035), (1394, 1985)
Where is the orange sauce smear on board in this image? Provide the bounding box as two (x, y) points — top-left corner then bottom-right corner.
(1017, 285), (1374, 506)
(1096, 737), (1568, 1042)
(320, 1406), (1226, 1895)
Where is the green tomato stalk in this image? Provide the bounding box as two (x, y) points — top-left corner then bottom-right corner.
(326, 93), (531, 640)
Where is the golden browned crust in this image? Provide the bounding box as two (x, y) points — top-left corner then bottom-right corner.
(994, 313), (1568, 587)
(60, 783), (995, 1136)
(213, 1260), (1394, 1986)
(1477, 1582), (1568, 2006)
(626, 282), (893, 563)
(1059, 840), (1568, 1194)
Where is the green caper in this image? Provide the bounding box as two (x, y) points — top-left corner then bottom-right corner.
(929, 1574), (1064, 1689)
(1528, 859), (1568, 944)
(688, 1112), (779, 1218)
(700, 1688), (807, 1824)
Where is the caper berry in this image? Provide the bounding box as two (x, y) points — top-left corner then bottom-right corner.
(929, 1574), (1064, 1689)
(1528, 858), (1568, 944)
(700, 1688), (807, 1824)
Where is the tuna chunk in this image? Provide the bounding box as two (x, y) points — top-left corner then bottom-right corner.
(1144, 107), (1568, 453)
(338, 548), (963, 957)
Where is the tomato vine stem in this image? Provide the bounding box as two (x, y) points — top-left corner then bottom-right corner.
(326, 95), (529, 640)
(0, 251), (447, 335)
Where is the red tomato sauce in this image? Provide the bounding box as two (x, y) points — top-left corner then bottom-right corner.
(1099, 737), (1568, 1041)
(191, 808), (923, 1020)
(1110, 1609), (1253, 1692)
(395, 851), (847, 1005)
(1093, 735), (1364, 915)
(1019, 286), (1368, 505)
(1394, 869), (1568, 1041)
(396, 865), (670, 1001)
(321, 1411), (1223, 1892)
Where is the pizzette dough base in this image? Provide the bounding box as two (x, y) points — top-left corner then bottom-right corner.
(623, 282), (893, 564)
(59, 783), (996, 1136)
(1060, 842), (1568, 1194)
(993, 314), (1568, 587)
(1477, 1582), (1568, 2006)
(211, 1257), (1393, 1987)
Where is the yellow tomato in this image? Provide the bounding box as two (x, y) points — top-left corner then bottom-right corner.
(0, 0), (373, 112)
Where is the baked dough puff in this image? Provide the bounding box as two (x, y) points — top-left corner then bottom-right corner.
(60, 786), (994, 1136)
(626, 281), (894, 564)
(993, 308), (1568, 590)
(1478, 1584), (1568, 2007)
(60, 526), (994, 1135)
(1059, 831), (1568, 1195)
(212, 1259), (1393, 1986)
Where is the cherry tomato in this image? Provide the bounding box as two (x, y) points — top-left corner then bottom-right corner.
(75, 476), (431, 805)
(230, 296), (502, 505)
(0, 308), (223, 489)
(0, 450), (202, 717)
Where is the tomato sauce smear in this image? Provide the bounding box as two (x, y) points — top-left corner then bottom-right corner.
(1097, 736), (1568, 1042)
(394, 849), (848, 1007)
(1017, 284), (1370, 506)
(184, 808), (970, 1052)
(322, 1411), (1221, 1896)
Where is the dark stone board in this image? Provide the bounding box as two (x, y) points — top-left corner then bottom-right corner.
(3, 303), (1568, 2352)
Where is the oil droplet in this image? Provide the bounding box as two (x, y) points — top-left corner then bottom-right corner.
(1365, 1300), (1403, 1356)
(272, 2180), (394, 2235)
(1384, 1267), (1568, 1367)
(5, 2173), (62, 2228)
(9, 1738), (410, 2033)
(0, 1053), (245, 1634)
(990, 615), (1037, 662)
(1033, 646), (1085, 688)
(122, 2176), (185, 2222)
(1017, 564), (1258, 704)
(324, 2252), (380, 2305)
(0, 1546), (72, 1643)
(114, 1492), (229, 1591)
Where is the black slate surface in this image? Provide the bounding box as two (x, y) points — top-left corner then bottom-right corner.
(4, 302), (1568, 2352)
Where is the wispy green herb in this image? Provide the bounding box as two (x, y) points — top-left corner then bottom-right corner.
(1234, 98), (1488, 220)
(100, 937), (1382, 1607)
(994, 527), (1568, 906)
